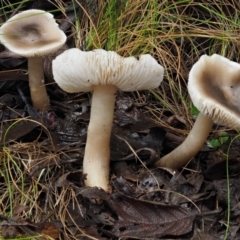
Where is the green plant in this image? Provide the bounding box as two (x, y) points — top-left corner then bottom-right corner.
(207, 131), (229, 149)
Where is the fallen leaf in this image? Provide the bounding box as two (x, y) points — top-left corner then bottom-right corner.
(109, 194), (195, 238)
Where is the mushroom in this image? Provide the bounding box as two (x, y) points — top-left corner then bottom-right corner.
(52, 48), (164, 191)
(0, 9), (66, 111)
(155, 54), (240, 169)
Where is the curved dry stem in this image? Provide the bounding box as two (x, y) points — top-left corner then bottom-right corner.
(83, 84), (117, 191)
(28, 57), (51, 111)
(156, 113), (213, 169)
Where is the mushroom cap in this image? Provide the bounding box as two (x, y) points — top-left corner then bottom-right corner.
(188, 54), (240, 130)
(52, 48), (164, 92)
(0, 9), (66, 57)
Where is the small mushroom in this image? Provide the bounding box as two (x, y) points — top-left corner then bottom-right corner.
(155, 54), (240, 169)
(52, 48), (164, 191)
(0, 9), (66, 111)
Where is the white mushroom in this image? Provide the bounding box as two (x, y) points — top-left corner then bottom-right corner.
(52, 48), (164, 191)
(155, 54), (240, 169)
(0, 9), (66, 110)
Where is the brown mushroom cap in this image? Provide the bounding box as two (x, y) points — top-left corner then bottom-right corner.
(0, 9), (66, 57)
(188, 54), (240, 130)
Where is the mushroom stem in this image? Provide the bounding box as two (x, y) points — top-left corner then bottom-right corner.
(155, 113), (213, 169)
(83, 84), (117, 191)
(28, 57), (51, 111)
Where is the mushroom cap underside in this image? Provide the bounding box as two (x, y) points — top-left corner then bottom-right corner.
(0, 9), (66, 57)
(52, 48), (164, 92)
(188, 54), (240, 130)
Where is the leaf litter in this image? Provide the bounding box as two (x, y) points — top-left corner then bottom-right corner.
(0, 1), (240, 239)
(0, 81), (238, 238)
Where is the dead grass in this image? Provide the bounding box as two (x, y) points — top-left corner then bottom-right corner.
(1, 142), (53, 216)
(63, 0), (240, 134)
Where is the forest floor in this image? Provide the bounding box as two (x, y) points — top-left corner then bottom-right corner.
(0, 0), (240, 239)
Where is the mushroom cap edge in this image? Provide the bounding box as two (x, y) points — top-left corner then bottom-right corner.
(188, 54), (240, 130)
(52, 48), (164, 93)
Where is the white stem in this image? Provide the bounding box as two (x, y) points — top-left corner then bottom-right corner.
(83, 85), (117, 191)
(28, 57), (51, 111)
(156, 113), (213, 169)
